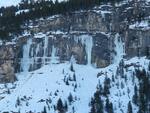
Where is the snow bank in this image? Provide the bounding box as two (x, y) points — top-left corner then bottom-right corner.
(129, 20), (150, 30)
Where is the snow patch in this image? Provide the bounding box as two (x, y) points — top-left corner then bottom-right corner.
(129, 20), (150, 30)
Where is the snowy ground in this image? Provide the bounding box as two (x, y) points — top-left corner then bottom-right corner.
(0, 56), (149, 113)
(0, 62), (99, 113)
(0, 33), (149, 113)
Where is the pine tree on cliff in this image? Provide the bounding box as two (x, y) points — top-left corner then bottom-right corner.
(105, 98), (114, 113)
(16, 97), (21, 107)
(68, 93), (73, 105)
(90, 98), (96, 113)
(127, 101), (133, 113)
(73, 73), (76, 81)
(109, 103), (114, 113)
(42, 106), (47, 113)
(132, 84), (138, 105)
(70, 63), (74, 72)
(64, 101), (68, 112)
(57, 98), (64, 113)
(103, 76), (110, 96)
(92, 90), (104, 113)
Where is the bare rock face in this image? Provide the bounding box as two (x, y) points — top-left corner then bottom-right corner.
(0, 0), (150, 83)
(16, 32), (112, 72)
(0, 62), (16, 83)
(91, 33), (113, 67)
(22, 9), (114, 71)
(125, 29), (150, 58)
(32, 11), (110, 33)
(0, 46), (14, 60)
(0, 46), (16, 83)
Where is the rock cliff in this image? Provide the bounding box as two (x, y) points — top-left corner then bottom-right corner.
(0, 0), (150, 82)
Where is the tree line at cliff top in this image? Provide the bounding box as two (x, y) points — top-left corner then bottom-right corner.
(0, 0), (122, 40)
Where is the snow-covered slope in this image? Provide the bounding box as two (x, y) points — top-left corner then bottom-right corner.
(0, 33), (149, 113)
(0, 57), (149, 113)
(0, 63), (99, 113)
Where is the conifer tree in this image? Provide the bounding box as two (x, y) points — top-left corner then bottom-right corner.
(16, 97), (21, 107)
(132, 84), (138, 105)
(70, 63), (74, 72)
(103, 76), (110, 96)
(42, 106), (47, 113)
(68, 93), (73, 105)
(73, 73), (76, 81)
(64, 101), (68, 112)
(93, 90), (104, 113)
(57, 98), (64, 113)
(105, 98), (114, 113)
(127, 101), (133, 113)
